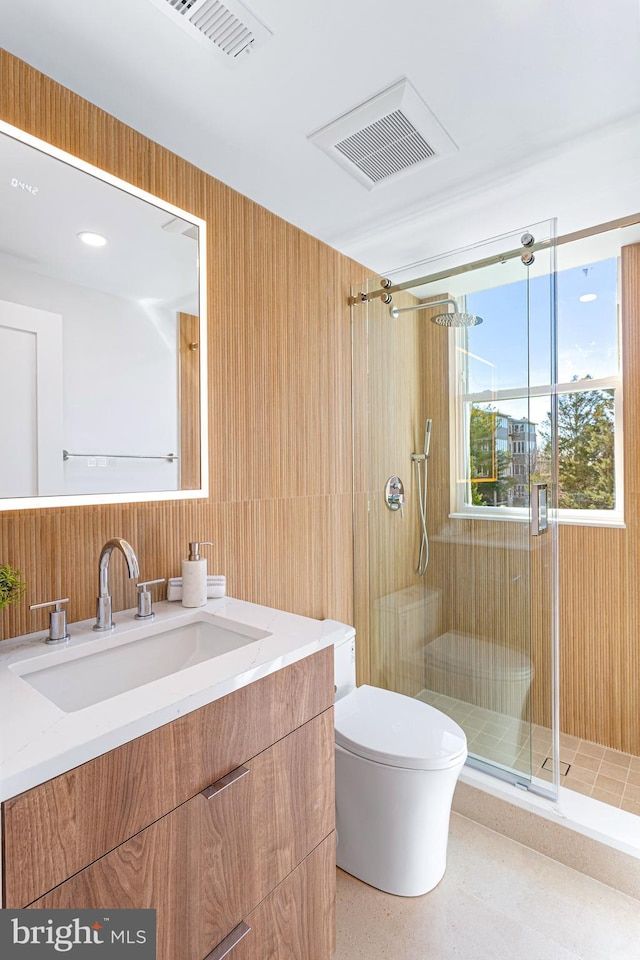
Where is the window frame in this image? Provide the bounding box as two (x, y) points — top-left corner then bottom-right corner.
(449, 332), (624, 529)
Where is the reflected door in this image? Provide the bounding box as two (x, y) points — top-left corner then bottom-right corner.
(0, 300), (64, 497)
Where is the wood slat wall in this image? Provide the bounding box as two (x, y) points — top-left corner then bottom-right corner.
(353, 292), (448, 695)
(0, 50), (367, 642)
(178, 312), (201, 491)
(558, 243), (640, 754)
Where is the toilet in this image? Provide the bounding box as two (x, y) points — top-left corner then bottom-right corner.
(424, 630), (534, 721)
(333, 628), (467, 897)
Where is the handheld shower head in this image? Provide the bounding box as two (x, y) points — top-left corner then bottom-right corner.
(389, 297), (483, 327)
(424, 418), (432, 458)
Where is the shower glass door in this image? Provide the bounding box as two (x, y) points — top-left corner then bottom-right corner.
(352, 221), (559, 796)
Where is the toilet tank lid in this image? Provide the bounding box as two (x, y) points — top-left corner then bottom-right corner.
(335, 685), (467, 771)
(377, 584), (441, 612)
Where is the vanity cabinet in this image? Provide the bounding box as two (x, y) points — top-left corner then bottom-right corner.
(2, 647), (336, 960)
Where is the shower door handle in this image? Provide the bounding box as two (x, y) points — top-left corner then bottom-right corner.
(531, 483), (548, 536)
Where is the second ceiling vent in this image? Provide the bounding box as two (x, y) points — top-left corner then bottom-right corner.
(149, 0), (273, 64)
(308, 79), (458, 189)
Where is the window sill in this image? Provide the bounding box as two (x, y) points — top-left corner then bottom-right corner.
(556, 512), (625, 529)
(449, 509), (528, 524)
(448, 509), (626, 529)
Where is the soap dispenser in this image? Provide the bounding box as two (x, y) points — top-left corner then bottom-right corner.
(182, 540), (213, 608)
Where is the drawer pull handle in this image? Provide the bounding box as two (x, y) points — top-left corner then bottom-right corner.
(204, 921), (251, 960)
(200, 764), (250, 799)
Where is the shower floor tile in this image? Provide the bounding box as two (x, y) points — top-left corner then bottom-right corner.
(416, 687), (640, 815)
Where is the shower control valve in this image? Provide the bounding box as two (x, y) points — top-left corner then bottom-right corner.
(384, 475), (405, 517)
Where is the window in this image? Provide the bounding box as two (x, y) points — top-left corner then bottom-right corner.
(452, 252), (622, 525)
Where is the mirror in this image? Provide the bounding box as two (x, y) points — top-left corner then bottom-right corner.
(0, 120), (207, 510)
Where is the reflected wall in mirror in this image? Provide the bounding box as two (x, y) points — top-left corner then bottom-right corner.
(0, 120), (207, 510)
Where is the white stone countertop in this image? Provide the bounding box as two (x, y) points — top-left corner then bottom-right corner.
(0, 597), (353, 801)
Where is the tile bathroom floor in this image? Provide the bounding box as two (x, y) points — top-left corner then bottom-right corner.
(334, 812), (640, 960)
(419, 689), (640, 816)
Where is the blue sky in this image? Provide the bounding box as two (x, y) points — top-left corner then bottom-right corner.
(463, 256), (619, 428)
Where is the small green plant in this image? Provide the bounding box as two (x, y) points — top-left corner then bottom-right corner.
(0, 563), (26, 611)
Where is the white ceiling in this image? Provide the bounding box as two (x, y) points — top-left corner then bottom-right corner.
(1, 0), (639, 275)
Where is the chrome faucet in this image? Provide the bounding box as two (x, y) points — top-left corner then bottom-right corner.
(94, 538), (140, 631)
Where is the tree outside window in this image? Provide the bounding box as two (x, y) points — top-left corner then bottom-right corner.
(538, 376), (615, 510)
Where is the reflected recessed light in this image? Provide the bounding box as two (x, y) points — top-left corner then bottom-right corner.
(78, 231), (108, 247)
(579, 293), (597, 303)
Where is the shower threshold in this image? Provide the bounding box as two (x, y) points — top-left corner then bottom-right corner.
(457, 762), (640, 902)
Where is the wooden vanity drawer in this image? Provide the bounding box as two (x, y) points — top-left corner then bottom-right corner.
(211, 833), (336, 960)
(2, 646), (334, 908)
(27, 710), (334, 960)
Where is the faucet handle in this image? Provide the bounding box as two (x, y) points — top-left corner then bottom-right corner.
(30, 597), (70, 644)
(135, 578), (166, 621)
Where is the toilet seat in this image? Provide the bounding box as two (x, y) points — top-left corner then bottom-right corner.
(335, 684), (467, 771)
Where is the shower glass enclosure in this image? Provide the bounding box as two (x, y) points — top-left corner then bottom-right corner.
(352, 222), (559, 796)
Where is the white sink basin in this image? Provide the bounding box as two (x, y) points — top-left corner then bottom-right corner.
(10, 617), (271, 713)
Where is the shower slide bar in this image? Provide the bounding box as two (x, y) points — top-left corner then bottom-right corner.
(412, 418), (432, 577)
(350, 211), (640, 304)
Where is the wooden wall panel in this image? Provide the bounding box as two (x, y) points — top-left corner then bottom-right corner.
(354, 293), (450, 697)
(178, 313), (201, 491)
(559, 524), (630, 749)
(0, 49), (367, 644)
(558, 243), (640, 754)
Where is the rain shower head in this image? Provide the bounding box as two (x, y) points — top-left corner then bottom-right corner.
(431, 310), (482, 327)
(389, 297), (483, 327)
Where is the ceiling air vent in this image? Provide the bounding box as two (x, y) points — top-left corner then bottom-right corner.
(308, 79), (458, 190)
(148, 0), (273, 64)
(162, 216), (199, 240)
